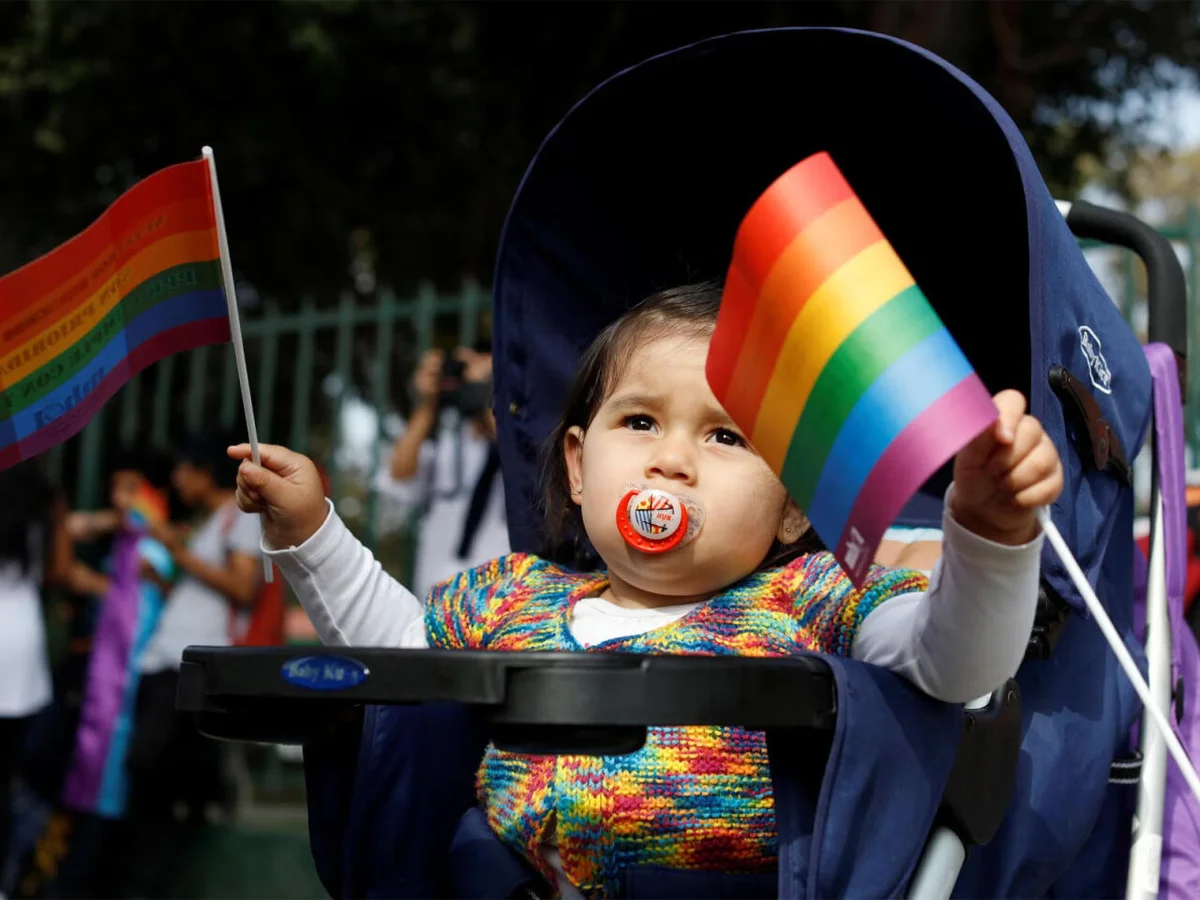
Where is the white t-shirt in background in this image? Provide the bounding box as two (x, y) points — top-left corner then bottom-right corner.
(0, 542), (51, 719)
(139, 502), (262, 674)
(375, 416), (510, 601)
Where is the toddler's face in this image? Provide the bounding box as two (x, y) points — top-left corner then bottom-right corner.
(564, 332), (804, 600)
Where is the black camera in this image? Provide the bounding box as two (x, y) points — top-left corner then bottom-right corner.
(441, 357), (466, 383)
(439, 355), (491, 419)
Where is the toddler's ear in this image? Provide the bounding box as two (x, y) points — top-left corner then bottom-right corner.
(564, 426), (586, 507)
(777, 500), (809, 545)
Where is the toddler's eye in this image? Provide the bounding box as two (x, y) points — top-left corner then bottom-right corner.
(624, 414), (656, 432)
(711, 428), (745, 447)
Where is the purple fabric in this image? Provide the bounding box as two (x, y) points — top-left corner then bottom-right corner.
(1164, 632), (1200, 898)
(59, 531), (142, 813)
(1145, 345), (1188, 677)
(1138, 343), (1200, 898)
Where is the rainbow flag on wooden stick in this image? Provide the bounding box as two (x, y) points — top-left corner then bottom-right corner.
(707, 152), (998, 583)
(0, 158), (234, 471)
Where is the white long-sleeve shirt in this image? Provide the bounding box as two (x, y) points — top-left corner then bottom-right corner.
(265, 491), (1041, 704)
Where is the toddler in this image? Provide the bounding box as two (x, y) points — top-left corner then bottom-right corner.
(231, 283), (1062, 898)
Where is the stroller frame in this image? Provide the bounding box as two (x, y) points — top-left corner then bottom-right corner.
(1057, 196), (1190, 900)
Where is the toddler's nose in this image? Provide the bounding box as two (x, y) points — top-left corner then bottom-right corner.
(645, 435), (696, 484)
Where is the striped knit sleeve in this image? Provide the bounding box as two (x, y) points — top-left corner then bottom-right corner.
(789, 552), (929, 658)
(424, 553), (537, 650)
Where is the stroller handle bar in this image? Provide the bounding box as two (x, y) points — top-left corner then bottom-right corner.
(1057, 199), (1188, 370)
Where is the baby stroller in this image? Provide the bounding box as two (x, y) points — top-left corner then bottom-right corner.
(176, 27), (1200, 899)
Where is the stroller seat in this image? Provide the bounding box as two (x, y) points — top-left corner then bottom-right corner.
(178, 26), (1196, 899)
(178, 645), (1020, 898)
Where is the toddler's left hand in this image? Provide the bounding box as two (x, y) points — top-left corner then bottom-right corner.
(950, 390), (1063, 546)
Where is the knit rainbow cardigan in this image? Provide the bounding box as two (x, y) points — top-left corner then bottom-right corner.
(425, 552), (926, 898)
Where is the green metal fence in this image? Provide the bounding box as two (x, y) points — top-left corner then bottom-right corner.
(45, 280), (490, 552)
(47, 207), (1200, 551)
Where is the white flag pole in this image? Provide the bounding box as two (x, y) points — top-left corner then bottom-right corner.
(202, 145), (273, 584)
(1037, 508), (1200, 804)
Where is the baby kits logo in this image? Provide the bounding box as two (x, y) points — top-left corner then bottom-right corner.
(1078, 326), (1112, 395)
(280, 655), (369, 691)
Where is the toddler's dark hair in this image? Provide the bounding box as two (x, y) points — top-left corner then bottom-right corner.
(539, 282), (822, 571)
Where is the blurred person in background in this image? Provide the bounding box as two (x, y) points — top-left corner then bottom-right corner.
(376, 344), (510, 600)
(113, 432), (262, 898)
(8, 448), (177, 900)
(0, 461), (70, 893)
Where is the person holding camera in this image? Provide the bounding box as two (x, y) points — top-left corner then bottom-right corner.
(376, 345), (510, 601)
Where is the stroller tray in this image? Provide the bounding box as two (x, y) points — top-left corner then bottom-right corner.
(177, 646), (837, 750)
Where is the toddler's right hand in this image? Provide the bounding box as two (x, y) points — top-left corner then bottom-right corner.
(228, 443), (329, 550)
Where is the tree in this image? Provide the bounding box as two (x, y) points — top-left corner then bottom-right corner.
(0, 0), (1197, 302)
(1127, 147), (1200, 222)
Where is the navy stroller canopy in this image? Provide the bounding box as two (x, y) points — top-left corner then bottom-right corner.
(491, 27), (1154, 609)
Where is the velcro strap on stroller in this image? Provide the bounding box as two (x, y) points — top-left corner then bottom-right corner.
(1049, 365), (1133, 486)
(1028, 365), (1140, 664)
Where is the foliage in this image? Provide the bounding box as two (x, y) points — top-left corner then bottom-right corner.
(0, 0), (1197, 301)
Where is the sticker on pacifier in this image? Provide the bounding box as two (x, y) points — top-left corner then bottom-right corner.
(616, 487), (701, 554)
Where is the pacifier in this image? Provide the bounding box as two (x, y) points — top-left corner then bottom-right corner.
(616, 484), (704, 554)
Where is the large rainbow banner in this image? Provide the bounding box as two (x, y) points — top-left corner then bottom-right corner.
(0, 160), (232, 471)
(706, 152), (998, 584)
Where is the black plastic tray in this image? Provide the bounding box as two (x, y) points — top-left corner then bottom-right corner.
(177, 646), (836, 752)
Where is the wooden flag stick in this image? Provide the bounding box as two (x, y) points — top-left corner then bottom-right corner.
(202, 145), (273, 584)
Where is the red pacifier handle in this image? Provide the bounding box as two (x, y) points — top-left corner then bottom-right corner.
(616, 488), (689, 554)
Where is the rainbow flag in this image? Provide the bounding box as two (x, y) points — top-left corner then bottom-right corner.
(0, 159), (232, 471)
(125, 480), (170, 531)
(706, 152), (998, 583)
